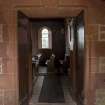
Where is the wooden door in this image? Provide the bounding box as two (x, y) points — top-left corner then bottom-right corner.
(17, 11), (32, 105)
(75, 11), (85, 105)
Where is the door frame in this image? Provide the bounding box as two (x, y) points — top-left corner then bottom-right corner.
(15, 6), (89, 105)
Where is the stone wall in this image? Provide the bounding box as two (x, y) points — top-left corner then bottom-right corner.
(0, 0), (105, 105)
(86, 6), (105, 105)
(0, 1), (18, 105)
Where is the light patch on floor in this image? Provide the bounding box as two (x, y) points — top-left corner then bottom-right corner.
(29, 76), (44, 104)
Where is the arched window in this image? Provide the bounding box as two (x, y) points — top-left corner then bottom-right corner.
(39, 27), (52, 49)
(42, 28), (49, 48)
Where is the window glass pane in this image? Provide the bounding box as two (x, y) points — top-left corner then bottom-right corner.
(42, 33), (48, 38)
(41, 28), (49, 48)
(42, 28), (48, 37)
(42, 37), (49, 48)
(42, 28), (48, 34)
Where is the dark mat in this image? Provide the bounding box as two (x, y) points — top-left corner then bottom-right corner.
(39, 75), (65, 103)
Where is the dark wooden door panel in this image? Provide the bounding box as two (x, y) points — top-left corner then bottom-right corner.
(18, 11), (32, 105)
(75, 11), (85, 105)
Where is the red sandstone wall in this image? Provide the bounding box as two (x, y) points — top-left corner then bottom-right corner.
(0, 1), (19, 105)
(0, 0), (105, 105)
(86, 7), (105, 105)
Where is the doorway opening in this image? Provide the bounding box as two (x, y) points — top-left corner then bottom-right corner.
(17, 10), (85, 105)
